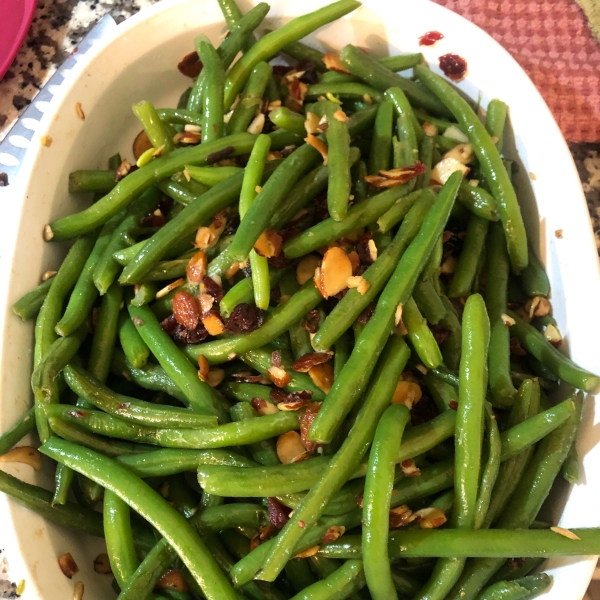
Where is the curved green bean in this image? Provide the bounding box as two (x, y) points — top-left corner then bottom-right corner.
(403, 296), (443, 369)
(133, 100), (174, 154)
(12, 276), (55, 321)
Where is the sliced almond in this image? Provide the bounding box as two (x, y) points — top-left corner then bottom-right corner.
(550, 526), (581, 541)
(198, 355), (210, 381)
(319, 247), (353, 299)
(247, 113), (266, 135)
(251, 398), (280, 416)
(443, 125), (469, 143)
(202, 313), (225, 336)
(293, 545), (320, 559)
(75, 102), (85, 121)
(296, 255), (321, 285)
(194, 227), (217, 250)
(347, 276), (370, 295)
(389, 505), (416, 529)
(414, 507), (447, 529)
(442, 143), (474, 165)
(333, 109), (349, 122)
(525, 296), (550, 318)
(304, 111), (321, 135)
(304, 134), (329, 165)
(93, 554), (111, 575)
(277, 431), (311, 464)
(198, 293), (215, 315)
(392, 381), (423, 410)
(323, 51), (350, 74)
(286, 80), (308, 112)
(267, 365), (291, 387)
(42, 270), (57, 281)
(439, 256), (457, 275)
(225, 261), (241, 280)
(422, 121), (438, 137)
(254, 230), (283, 258)
(155, 278), (185, 299)
(58, 553), (79, 579)
(401, 459), (421, 478)
(395, 303), (403, 326)
(207, 368), (225, 387)
(431, 157), (470, 185)
(501, 313), (516, 326)
(73, 581), (84, 600)
(292, 352), (333, 373)
(544, 324), (562, 344)
(157, 569), (189, 592)
(348, 250), (360, 274)
(0, 446), (43, 470)
(308, 363), (334, 393)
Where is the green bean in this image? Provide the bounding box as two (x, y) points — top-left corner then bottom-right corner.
(31, 323), (88, 442)
(228, 62), (273, 135)
(436, 134), (461, 153)
(519, 245), (550, 298)
(185, 165), (243, 187)
(157, 108), (203, 126)
(485, 223), (517, 406)
(457, 183), (499, 222)
(270, 146), (361, 230)
(340, 44), (450, 116)
(412, 277), (446, 324)
(256, 337), (411, 582)
(201, 502), (268, 531)
(390, 459), (455, 510)
(385, 86), (423, 145)
(69, 170), (116, 194)
(64, 365), (219, 428)
(133, 100), (174, 154)
(183, 280), (322, 365)
(127, 304), (229, 421)
(324, 101), (352, 221)
(104, 490), (140, 588)
(224, 0), (361, 108)
(368, 101), (394, 175)
(403, 296), (443, 369)
(414, 108), (460, 132)
(363, 404), (410, 600)
(485, 99), (507, 153)
(35, 231), (97, 367)
(309, 172), (461, 443)
(333, 332), (352, 379)
(380, 53), (424, 72)
(285, 184), (416, 259)
(280, 38), (326, 69)
(424, 372), (457, 412)
(220, 382), (272, 404)
(423, 235), (442, 281)
(12, 276), (55, 321)
(474, 403), (501, 529)
(269, 106), (307, 136)
(132, 282), (159, 306)
(40, 438), (238, 600)
(376, 186), (432, 235)
(286, 558), (318, 594)
(93, 187), (162, 294)
(477, 573), (553, 600)
(119, 312), (150, 368)
(47, 404), (299, 449)
(306, 82), (384, 103)
(230, 402), (280, 466)
(196, 37), (225, 143)
(448, 215), (489, 298)
(416, 135), (434, 189)
(489, 559), (545, 585)
(446, 392), (582, 600)
(290, 560), (365, 600)
(562, 441), (580, 484)
(318, 527), (600, 560)
(46, 133), (256, 241)
(506, 309), (600, 391)
(438, 296), (462, 371)
(289, 317), (313, 360)
(0, 407), (36, 455)
(415, 66), (528, 272)
(157, 180), (198, 206)
(499, 398), (575, 461)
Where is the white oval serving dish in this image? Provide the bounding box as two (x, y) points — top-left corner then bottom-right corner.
(1, 0), (599, 598)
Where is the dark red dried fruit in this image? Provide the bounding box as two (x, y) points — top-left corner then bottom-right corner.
(224, 303), (263, 334)
(295, 58), (319, 85)
(292, 352), (332, 373)
(161, 314), (208, 344)
(280, 144), (296, 158)
(140, 212), (166, 228)
(439, 53), (468, 82)
(0, 172), (8, 187)
(202, 276), (225, 303)
(419, 30), (444, 46)
(355, 236), (375, 266)
(273, 390), (313, 410)
(206, 146), (235, 165)
(410, 394), (439, 426)
(300, 402), (322, 452)
(157, 195), (174, 218)
(172, 291), (200, 330)
(429, 323), (451, 345)
(357, 304), (376, 324)
(251, 397), (268, 411)
(268, 255), (293, 269)
(272, 65), (295, 79)
(223, 212), (240, 236)
(313, 192), (330, 223)
(178, 51), (203, 78)
(267, 497), (291, 528)
(449, 400), (459, 411)
(270, 285), (281, 305)
(301, 309), (321, 333)
(270, 388), (288, 403)
(271, 351), (282, 368)
(510, 337), (527, 356)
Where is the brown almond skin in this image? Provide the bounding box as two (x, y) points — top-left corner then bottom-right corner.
(172, 291), (200, 330)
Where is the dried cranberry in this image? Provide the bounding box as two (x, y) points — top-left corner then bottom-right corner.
(202, 276), (224, 303)
(224, 303), (264, 334)
(295, 59), (319, 85)
(0, 172), (8, 187)
(267, 498), (291, 528)
(157, 195), (174, 218)
(410, 394), (439, 426)
(357, 304), (376, 324)
(271, 350), (282, 368)
(223, 212), (240, 236)
(177, 51), (203, 78)
(280, 145), (296, 158)
(269, 388), (288, 403)
(301, 309), (321, 333)
(161, 314), (208, 344)
(439, 53), (468, 82)
(270, 285), (281, 306)
(300, 402), (321, 452)
(140, 212), (166, 228)
(419, 31), (444, 46)
(272, 65), (294, 79)
(429, 323), (451, 345)
(268, 255), (293, 269)
(313, 192), (330, 223)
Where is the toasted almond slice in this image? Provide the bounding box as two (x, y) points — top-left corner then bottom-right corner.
(40, 134), (53, 147)
(550, 526), (581, 540)
(392, 381), (423, 410)
(155, 278), (185, 299)
(321, 525), (346, 544)
(59, 553), (79, 579)
(544, 324), (562, 344)
(525, 296), (551, 318)
(0, 446), (43, 470)
(323, 51), (350, 74)
(157, 569), (189, 591)
(348, 250), (360, 274)
(401, 458), (421, 478)
(198, 355), (210, 381)
(225, 261), (241, 280)
(395, 303), (403, 326)
(347, 275), (370, 295)
(296, 255), (321, 285)
(247, 113), (266, 135)
(206, 368), (225, 387)
(414, 507), (448, 529)
(443, 125), (469, 143)
(313, 266), (326, 297)
(93, 553), (111, 575)
(422, 121), (438, 137)
(73, 581), (84, 600)
(251, 397), (280, 416)
(439, 256), (457, 275)
(268, 100), (282, 111)
(267, 365), (291, 387)
(501, 313), (516, 326)
(308, 363), (334, 393)
(75, 102), (85, 120)
(293, 545), (320, 559)
(431, 157), (470, 185)
(304, 111), (321, 135)
(254, 230), (283, 258)
(377, 163), (426, 182)
(333, 109), (349, 122)
(202, 313), (225, 336)
(194, 227), (216, 249)
(198, 293), (215, 315)
(442, 143), (474, 165)
(42, 270), (57, 281)
(277, 431), (310, 464)
(304, 134), (328, 165)
(319, 246), (353, 299)
(389, 505), (416, 529)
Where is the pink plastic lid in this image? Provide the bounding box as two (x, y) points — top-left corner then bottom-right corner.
(0, 0), (37, 80)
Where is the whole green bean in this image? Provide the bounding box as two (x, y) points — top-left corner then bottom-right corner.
(325, 101), (352, 221)
(197, 37), (225, 143)
(227, 62), (272, 135)
(269, 106), (307, 136)
(403, 296), (443, 369)
(368, 101), (394, 174)
(119, 312), (150, 368)
(519, 245), (550, 298)
(285, 184), (416, 259)
(290, 560), (365, 600)
(47, 404), (299, 449)
(157, 108), (203, 126)
(64, 365), (218, 428)
(127, 304), (229, 422)
(449, 215), (489, 298)
(223, 0), (361, 108)
(506, 309), (600, 391)
(183, 280), (322, 364)
(12, 276), (55, 321)
(185, 165), (243, 187)
(457, 183), (499, 222)
(415, 66), (528, 272)
(40, 438), (238, 600)
(46, 133), (256, 241)
(309, 172), (461, 443)
(340, 44), (450, 116)
(485, 99), (508, 153)
(0, 407), (36, 456)
(133, 100), (174, 154)
(68, 169), (116, 194)
(363, 404), (410, 600)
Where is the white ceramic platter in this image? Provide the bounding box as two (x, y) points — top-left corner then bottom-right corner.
(1, 0), (600, 598)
